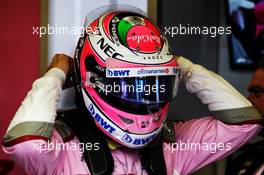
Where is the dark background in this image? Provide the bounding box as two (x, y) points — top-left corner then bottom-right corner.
(158, 0), (252, 121)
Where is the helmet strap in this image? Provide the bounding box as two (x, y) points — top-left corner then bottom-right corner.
(140, 134), (167, 175)
(59, 107), (114, 175)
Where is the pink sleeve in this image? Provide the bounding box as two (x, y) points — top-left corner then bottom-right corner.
(165, 116), (262, 175)
(2, 130), (64, 175)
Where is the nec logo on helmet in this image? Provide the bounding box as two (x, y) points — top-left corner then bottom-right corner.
(97, 37), (123, 58)
(122, 133), (157, 145)
(107, 69), (130, 77)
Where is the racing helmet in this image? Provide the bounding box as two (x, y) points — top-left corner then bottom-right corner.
(73, 5), (180, 148)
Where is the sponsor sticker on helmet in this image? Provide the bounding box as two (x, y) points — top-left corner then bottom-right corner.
(122, 133), (157, 145)
(106, 69), (130, 77)
(106, 66), (179, 78)
(88, 104), (116, 134)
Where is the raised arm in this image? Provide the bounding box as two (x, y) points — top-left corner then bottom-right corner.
(165, 57), (263, 175)
(2, 54), (71, 174)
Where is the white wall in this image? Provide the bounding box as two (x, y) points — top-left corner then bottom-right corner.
(48, 0), (148, 109)
(48, 0), (148, 59)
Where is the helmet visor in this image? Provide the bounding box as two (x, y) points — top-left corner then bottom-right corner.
(102, 75), (179, 104)
(89, 66), (180, 104)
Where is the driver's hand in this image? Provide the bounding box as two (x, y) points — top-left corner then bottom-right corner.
(47, 54), (73, 75)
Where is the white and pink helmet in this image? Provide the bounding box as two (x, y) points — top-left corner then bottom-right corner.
(73, 6), (180, 148)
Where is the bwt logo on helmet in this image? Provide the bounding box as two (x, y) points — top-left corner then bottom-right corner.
(122, 133), (157, 145)
(107, 69), (130, 77)
(88, 104), (116, 134)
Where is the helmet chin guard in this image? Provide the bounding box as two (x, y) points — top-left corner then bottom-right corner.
(73, 5), (180, 148)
